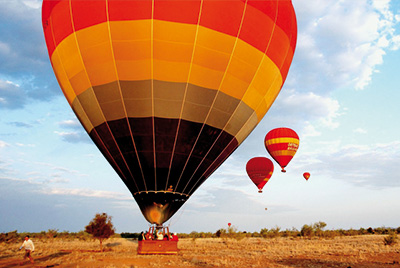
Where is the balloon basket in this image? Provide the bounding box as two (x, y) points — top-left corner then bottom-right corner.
(137, 226), (178, 255)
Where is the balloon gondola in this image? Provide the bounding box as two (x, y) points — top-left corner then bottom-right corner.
(42, 0), (297, 227)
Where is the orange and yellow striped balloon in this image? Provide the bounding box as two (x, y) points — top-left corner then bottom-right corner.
(42, 0), (297, 225)
(264, 127), (299, 172)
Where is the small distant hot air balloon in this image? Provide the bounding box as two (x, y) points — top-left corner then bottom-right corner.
(264, 128), (299, 173)
(246, 157), (274, 193)
(303, 172), (310, 181)
(228, 223), (232, 227)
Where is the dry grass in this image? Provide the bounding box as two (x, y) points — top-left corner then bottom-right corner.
(1, 235), (400, 267)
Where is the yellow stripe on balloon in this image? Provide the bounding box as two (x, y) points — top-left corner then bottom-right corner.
(109, 20), (151, 41)
(265, 137), (300, 146)
(116, 60), (152, 80)
(270, 150), (297, 157)
(50, 50), (76, 105)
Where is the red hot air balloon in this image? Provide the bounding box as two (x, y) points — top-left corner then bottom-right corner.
(303, 172), (310, 181)
(228, 223), (232, 227)
(42, 0), (297, 226)
(246, 157), (274, 193)
(264, 128), (299, 173)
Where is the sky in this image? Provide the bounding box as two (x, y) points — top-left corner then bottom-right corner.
(1, 0), (400, 234)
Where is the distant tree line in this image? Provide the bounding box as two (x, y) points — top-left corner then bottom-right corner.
(2, 221), (400, 243)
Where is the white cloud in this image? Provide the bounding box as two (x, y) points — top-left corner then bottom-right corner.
(353, 128), (368, 134)
(302, 123), (321, 138)
(54, 130), (90, 143)
(42, 187), (132, 201)
(308, 141), (400, 188)
(0, 0), (60, 109)
(391, 35), (400, 50)
(0, 140), (9, 148)
(22, 0), (41, 9)
(189, 190), (216, 208)
(0, 79), (27, 109)
(290, 0), (400, 91)
(58, 119), (82, 129)
(277, 92), (341, 129)
(15, 143), (36, 147)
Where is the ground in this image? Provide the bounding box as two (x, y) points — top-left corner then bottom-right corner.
(1, 235), (399, 267)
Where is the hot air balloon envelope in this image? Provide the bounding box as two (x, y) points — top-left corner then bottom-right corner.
(265, 128), (299, 172)
(303, 172), (310, 181)
(246, 157), (274, 193)
(42, 0), (297, 225)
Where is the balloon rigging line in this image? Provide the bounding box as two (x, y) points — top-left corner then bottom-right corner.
(164, 0), (205, 192)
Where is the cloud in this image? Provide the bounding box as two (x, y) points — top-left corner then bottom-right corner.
(353, 128), (368, 134)
(55, 119), (91, 143)
(277, 92), (341, 129)
(0, 140), (9, 148)
(0, 0), (60, 109)
(307, 141), (400, 188)
(302, 123), (321, 138)
(0, 79), (27, 109)
(7, 121), (33, 128)
(290, 0), (400, 91)
(22, 0), (42, 9)
(15, 143), (35, 147)
(41, 187), (132, 201)
(54, 130), (91, 143)
(58, 119), (82, 129)
(0, 178), (142, 232)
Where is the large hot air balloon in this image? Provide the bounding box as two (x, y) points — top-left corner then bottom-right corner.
(265, 128), (299, 172)
(246, 157), (274, 193)
(42, 0), (297, 225)
(303, 172), (310, 181)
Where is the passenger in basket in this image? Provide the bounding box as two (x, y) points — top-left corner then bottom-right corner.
(171, 233), (179, 241)
(138, 231), (145, 241)
(156, 231), (164, 240)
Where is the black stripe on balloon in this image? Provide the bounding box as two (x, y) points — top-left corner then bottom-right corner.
(89, 117), (238, 195)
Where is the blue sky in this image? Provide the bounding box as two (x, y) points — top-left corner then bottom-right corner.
(1, 0), (400, 234)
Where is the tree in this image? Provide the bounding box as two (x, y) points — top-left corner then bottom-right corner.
(85, 213), (115, 252)
(313, 221), (327, 237)
(300, 224), (314, 238)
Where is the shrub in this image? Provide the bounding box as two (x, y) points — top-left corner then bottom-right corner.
(46, 229), (58, 239)
(0, 230), (19, 243)
(383, 232), (398, 246)
(300, 224), (314, 238)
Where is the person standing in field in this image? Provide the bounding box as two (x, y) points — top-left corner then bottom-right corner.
(19, 235), (34, 264)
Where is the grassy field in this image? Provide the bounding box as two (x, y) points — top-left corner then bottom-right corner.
(1, 235), (399, 267)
